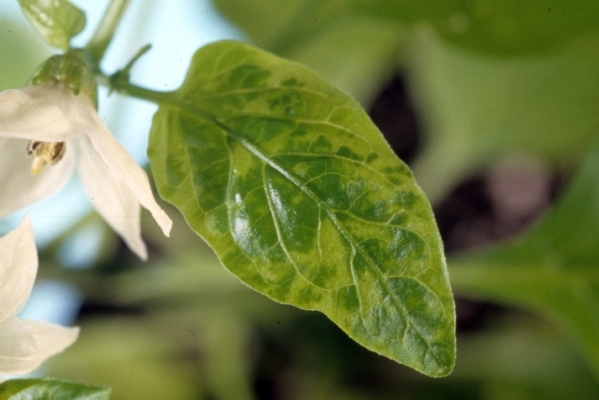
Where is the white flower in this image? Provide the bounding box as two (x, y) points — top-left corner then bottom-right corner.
(0, 84), (172, 260)
(0, 217), (79, 378)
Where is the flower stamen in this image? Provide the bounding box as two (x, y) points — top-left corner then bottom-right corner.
(26, 141), (66, 175)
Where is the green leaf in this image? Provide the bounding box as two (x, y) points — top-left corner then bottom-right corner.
(359, 0), (599, 55)
(148, 40), (455, 376)
(0, 379), (110, 400)
(449, 141), (599, 377)
(45, 319), (199, 400)
(408, 30), (599, 202)
(0, 18), (51, 90)
(286, 15), (407, 105)
(213, 0), (599, 56)
(212, 0), (346, 51)
(17, 0), (86, 49)
(213, 0), (406, 104)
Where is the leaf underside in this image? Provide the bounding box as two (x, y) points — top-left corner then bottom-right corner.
(149, 40), (455, 376)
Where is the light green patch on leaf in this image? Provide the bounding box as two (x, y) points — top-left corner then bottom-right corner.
(449, 141), (599, 377)
(18, 0), (86, 49)
(0, 379), (111, 400)
(148, 40), (455, 376)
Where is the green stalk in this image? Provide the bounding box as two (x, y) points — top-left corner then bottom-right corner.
(100, 75), (223, 129)
(86, 0), (133, 65)
(96, 72), (173, 104)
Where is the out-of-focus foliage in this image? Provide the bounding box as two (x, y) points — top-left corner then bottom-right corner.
(359, 0), (599, 55)
(214, 0), (599, 56)
(450, 141), (599, 376)
(0, 18), (49, 90)
(47, 317), (199, 400)
(45, 230), (599, 399)
(407, 29), (599, 201)
(45, 234), (276, 400)
(213, 0), (409, 104)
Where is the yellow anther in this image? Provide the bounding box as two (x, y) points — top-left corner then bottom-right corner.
(26, 141), (66, 175)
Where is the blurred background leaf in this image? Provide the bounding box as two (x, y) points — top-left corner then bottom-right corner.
(449, 140), (599, 377)
(407, 29), (599, 201)
(214, 0), (599, 56)
(0, 17), (50, 90)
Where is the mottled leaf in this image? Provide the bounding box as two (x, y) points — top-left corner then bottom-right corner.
(18, 0), (86, 49)
(149, 40), (455, 376)
(0, 379), (110, 400)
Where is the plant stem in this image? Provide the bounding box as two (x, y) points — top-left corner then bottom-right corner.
(97, 72), (173, 104)
(86, 0), (133, 65)
(97, 72), (222, 130)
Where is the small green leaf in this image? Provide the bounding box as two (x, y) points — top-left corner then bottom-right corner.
(149, 40), (455, 376)
(18, 0), (86, 49)
(0, 379), (110, 400)
(450, 141), (599, 377)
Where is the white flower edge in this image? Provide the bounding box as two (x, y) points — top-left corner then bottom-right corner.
(0, 85), (172, 260)
(0, 217), (79, 378)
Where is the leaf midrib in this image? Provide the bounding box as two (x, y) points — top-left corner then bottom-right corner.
(168, 95), (442, 364)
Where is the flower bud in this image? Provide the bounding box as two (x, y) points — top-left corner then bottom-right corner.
(30, 49), (98, 108)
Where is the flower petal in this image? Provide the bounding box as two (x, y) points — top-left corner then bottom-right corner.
(0, 317), (79, 376)
(74, 104), (172, 237)
(75, 136), (148, 259)
(0, 138), (76, 217)
(0, 217), (37, 323)
(0, 87), (82, 142)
